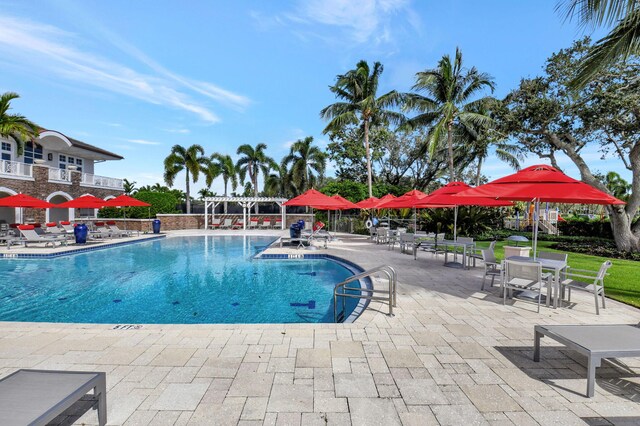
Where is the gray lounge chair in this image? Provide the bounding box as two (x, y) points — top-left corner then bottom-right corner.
(12, 225), (68, 249)
(534, 324), (640, 397)
(0, 369), (107, 425)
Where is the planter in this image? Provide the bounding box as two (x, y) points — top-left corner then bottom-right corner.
(504, 245), (532, 259)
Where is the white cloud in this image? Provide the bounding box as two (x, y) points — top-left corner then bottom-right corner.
(0, 14), (251, 123)
(126, 139), (162, 146)
(162, 128), (191, 134)
(253, 0), (417, 45)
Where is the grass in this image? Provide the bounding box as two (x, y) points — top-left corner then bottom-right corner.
(475, 240), (640, 309)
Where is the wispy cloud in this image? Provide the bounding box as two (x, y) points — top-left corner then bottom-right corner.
(0, 14), (251, 123)
(253, 0), (418, 45)
(125, 139), (162, 146)
(162, 128), (191, 134)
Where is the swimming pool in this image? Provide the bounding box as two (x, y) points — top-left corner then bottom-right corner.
(0, 236), (363, 324)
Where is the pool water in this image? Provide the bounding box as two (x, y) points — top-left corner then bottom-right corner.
(0, 236), (361, 324)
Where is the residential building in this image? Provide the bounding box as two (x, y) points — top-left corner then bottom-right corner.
(0, 129), (124, 224)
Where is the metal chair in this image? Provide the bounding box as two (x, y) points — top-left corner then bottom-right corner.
(399, 233), (415, 254)
(538, 251), (568, 262)
(503, 260), (550, 313)
(481, 249), (502, 291)
(376, 228), (389, 244)
(560, 261), (612, 315)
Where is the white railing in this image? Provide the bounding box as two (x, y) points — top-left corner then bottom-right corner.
(48, 167), (72, 183)
(0, 159), (33, 178)
(82, 173), (124, 190)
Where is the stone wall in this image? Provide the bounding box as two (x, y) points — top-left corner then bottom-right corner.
(0, 164), (123, 223)
(96, 214), (316, 231)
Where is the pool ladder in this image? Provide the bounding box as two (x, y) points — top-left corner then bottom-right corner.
(333, 265), (397, 323)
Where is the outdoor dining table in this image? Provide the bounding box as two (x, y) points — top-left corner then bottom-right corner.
(506, 255), (568, 308)
(413, 239), (476, 269)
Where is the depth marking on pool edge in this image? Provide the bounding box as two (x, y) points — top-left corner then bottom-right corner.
(112, 325), (143, 330)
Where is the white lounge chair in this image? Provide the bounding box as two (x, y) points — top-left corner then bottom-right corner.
(210, 218), (221, 229)
(12, 225), (67, 249)
(248, 218), (259, 229)
(232, 220), (244, 229)
(105, 221), (136, 237)
(273, 218), (282, 229)
(220, 219), (233, 229)
(59, 221), (75, 233)
(260, 219), (272, 229)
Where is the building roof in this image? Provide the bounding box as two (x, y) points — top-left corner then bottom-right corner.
(38, 128), (123, 161)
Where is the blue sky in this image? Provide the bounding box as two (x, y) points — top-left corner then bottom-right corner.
(0, 0), (622, 195)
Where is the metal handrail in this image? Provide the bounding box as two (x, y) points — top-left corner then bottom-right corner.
(334, 265), (397, 322)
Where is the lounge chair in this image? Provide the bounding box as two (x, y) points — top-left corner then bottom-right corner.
(210, 218), (221, 229)
(11, 225), (67, 249)
(273, 218), (282, 229)
(59, 221), (75, 233)
(560, 261), (612, 314)
(44, 222), (73, 239)
(248, 218), (259, 229)
(260, 219), (272, 229)
(231, 220), (244, 229)
(534, 324), (640, 397)
(0, 369), (107, 425)
(220, 218), (233, 229)
(90, 223), (113, 239)
(105, 221), (136, 237)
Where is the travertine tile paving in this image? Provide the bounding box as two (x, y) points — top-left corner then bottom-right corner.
(0, 230), (639, 425)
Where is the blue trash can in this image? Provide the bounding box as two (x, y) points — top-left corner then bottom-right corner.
(152, 219), (161, 234)
(290, 223), (301, 238)
(297, 219), (305, 231)
(74, 223), (88, 244)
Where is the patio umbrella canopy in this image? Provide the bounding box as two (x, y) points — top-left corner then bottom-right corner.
(374, 194), (397, 208)
(0, 193), (54, 208)
(330, 194), (358, 210)
(102, 195), (151, 207)
(54, 195), (107, 209)
(377, 190), (428, 209)
(454, 164), (625, 256)
(355, 196), (379, 209)
(283, 189), (346, 210)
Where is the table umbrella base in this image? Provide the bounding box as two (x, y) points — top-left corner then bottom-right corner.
(444, 261), (465, 269)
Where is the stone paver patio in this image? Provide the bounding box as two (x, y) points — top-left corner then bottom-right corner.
(1, 230), (639, 425)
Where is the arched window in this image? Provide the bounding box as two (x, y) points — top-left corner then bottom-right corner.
(23, 141), (43, 164)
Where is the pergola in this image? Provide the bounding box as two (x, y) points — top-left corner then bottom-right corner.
(203, 196), (288, 230)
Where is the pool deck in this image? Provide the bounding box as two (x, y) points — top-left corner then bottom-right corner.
(1, 230), (639, 425)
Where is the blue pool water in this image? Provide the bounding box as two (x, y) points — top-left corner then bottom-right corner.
(0, 236), (361, 324)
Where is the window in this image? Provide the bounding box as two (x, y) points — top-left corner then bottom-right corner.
(59, 154), (66, 162)
(1, 142), (10, 161)
(76, 158), (83, 165)
(68, 157), (75, 164)
(1, 153), (9, 161)
(23, 141), (43, 164)
(1, 142), (11, 152)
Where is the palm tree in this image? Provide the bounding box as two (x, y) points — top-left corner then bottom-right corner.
(405, 48), (495, 182)
(0, 92), (39, 155)
(236, 143), (277, 212)
(283, 136), (327, 193)
(558, 0), (640, 88)
(321, 60), (404, 198)
(122, 178), (137, 195)
(604, 171), (632, 200)
(163, 144), (208, 214)
(265, 159), (296, 197)
(210, 153), (238, 213)
(198, 188), (216, 199)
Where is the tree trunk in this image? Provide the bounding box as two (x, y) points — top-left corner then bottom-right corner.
(447, 122), (455, 182)
(223, 179), (228, 214)
(364, 119), (373, 198)
(253, 170), (259, 214)
(185, 169), (191, 214)
(608, 205), (640, 251)
(475, 157), (483, 187)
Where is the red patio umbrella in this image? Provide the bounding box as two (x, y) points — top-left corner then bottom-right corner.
(455, 164), (625, 255)
(355, 196), (380, 209)
(374, 193), (397, 208)
(283, 189), (346, 210)
(54, 195), (107, 209)
(415, 182), (513, 240)
(330, 194), (358, 210)
(102, 195), (151, 232)
(0, 193), (55, 223)
(377, 190), (428, 209)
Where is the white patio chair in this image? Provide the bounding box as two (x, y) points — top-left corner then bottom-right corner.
(560, 261), (612, 315)
(273, 218), (282, 229)
(248, 218), (259, 229)
(210, 218), (221, 229)
(481, 248), (502, 291)
(260, 219), (272, 229)
(538, 251), (568, 262)
(503, 259), (550, 313)
(470, 240), (496, 266)
(220, 219), (233, 229)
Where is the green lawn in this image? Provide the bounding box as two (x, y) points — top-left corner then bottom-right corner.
(475, 240), (640, 309)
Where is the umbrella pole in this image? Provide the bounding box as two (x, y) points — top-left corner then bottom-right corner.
(413, 207), (416, 233)
(453, 206), (458, 241)
(533, 199), (539, 259)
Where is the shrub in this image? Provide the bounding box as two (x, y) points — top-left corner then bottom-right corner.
(98, 191), (179, 219)
(550, 241), (640, 261)
(558, 218), (613, 239)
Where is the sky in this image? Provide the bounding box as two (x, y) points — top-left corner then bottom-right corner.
(0, 0), (623, 196)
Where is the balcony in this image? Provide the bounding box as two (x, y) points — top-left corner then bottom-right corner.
(48, 167), (72, 183)
(0, 159), (33, 179)
(81, 172), (123, 190)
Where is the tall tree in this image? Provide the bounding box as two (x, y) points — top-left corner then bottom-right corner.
(163, 144), (207, 214)
(283, 136), (327, 193)
(558, 0), (640, 88)
(405, 48), (496, 182)
(210, 153), (238, 213)
(603, 171), (632, 201)
(0, 92), (39, 155)
(499, 38), (640, 252)
(321, 60), (404, 198)
(122, 178), (137, 195)
(236, 143), (277, 212)
(264, 159), (296, 198)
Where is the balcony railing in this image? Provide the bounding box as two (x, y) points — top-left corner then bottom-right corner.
(48, 167), (72, 183)
(0, 159), (33, 178)
(82, 173), (123, 190)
